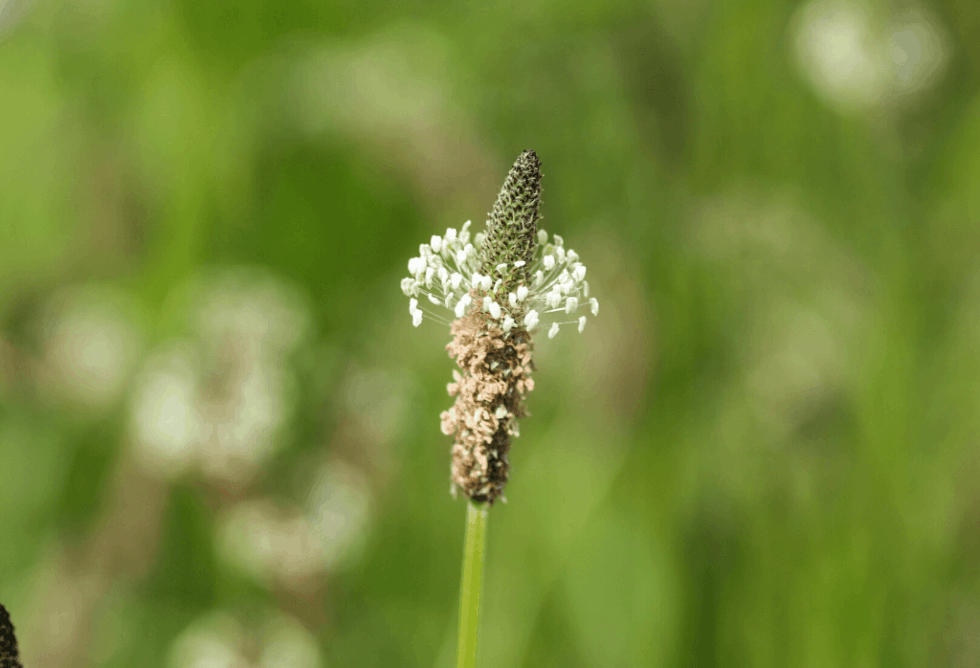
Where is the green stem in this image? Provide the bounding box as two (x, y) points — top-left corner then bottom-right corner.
(456, 500), (488, 668)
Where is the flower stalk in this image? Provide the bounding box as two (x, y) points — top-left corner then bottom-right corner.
(456, 500), (488, 668)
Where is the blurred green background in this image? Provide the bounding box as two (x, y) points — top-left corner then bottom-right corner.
(2, 0), (980, 666)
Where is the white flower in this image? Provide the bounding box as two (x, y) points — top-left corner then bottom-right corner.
(400, 223), (598, 338)
(455, 294), (472, 318)
(409, 298), (424, 328)
(578, 316), (587, 333)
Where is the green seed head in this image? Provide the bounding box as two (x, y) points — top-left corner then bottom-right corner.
(480, 150), (541, 293)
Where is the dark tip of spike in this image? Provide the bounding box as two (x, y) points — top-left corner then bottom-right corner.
(0, 604), (22, 668)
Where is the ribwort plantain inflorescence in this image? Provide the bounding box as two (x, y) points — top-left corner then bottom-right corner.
(400, 150), (598, 504)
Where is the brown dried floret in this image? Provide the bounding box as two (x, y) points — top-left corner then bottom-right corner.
(440, 308), (534, 504)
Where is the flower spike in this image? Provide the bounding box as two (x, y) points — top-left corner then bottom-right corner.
(399, 151), (599, 503)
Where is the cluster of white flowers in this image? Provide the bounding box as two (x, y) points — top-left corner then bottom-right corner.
(401, 221), (598, 338)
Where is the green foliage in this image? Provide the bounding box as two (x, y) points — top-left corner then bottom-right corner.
(1, 1), (980, 667)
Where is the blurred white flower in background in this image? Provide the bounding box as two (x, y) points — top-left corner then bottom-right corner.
(217, 459), (371, 591)
(282, 23), (495, 221)
(792, 1), (948, 113)
(258, 614), (323, 668)
(169, 612), (246, 668)
(217, 499), (325, 590)
(169, 610), (321, 668)
(792, 1), (887, 112)
(887, 9), (947, 97)
(132, 344), (202, 477)
(39, 284), (143, 409)
(130, 268), (310, 486)
(192, 270), (309, 364)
